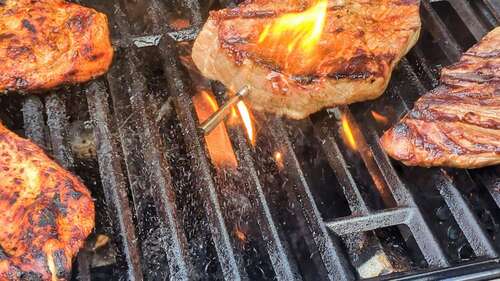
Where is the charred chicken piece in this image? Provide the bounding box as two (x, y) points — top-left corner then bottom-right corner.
(0, 123), (94, 280)
(192, 0), (421, 119)
(381, 27), (500, 168)
(0, 0), (113, 92)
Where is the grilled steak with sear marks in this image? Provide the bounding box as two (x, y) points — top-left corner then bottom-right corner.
(0, 0), (113, 92)
(381, 27), (500, 168)
(0, 123), (94, 280)
(192, 0), (421, 119)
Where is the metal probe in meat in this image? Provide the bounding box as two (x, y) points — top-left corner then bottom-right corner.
(199, 85), (250, 134)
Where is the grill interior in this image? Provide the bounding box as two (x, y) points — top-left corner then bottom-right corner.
(2, 0), (499, 280)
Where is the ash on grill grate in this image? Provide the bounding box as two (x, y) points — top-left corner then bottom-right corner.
(2, 0), (499, 280)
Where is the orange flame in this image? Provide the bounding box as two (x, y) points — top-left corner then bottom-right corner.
(226, 106), (240, 126)
(234, 227), (247, 242)
(193, 91), (238, 168)
(257, 0), (328, 74)
(371, 111), (389, 125)
(341, 116), (357, 151)
(231, 107), (238, 119)
(274, 151), (284, 170)
(236, 101), (255, 145)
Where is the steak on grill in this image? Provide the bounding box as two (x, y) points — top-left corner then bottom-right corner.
(192, 0), (421, 119)
(0, 123), (94, 280)
(0, 0), (113, 92)
(381, 27), (500, 168)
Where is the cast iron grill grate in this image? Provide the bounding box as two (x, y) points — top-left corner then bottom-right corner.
(6, 0), (499, 280)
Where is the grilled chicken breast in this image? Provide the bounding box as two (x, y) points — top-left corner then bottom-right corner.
(192, 0), (421, 119)
(0, 0), (113, 92)
(0, 123), (94, 280)
(381, 27), (500, 168)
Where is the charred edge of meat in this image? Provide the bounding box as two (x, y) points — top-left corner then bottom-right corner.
(223, 9), (278, 19)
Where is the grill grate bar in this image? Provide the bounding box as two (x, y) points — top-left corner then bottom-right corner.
(222, 115), (302, 280)
(181, 0), (203, 26)
(157, 37), (247, 280)
(447, 0), (489, 40)
(125, 52), (193, 279)
(105, 50), (151, 249)
(22, 96), (46, 148)
(312, 116), (369, 215)
(421, 0), (463, 62)
(474, 169), (500, 208)
(326, 207), (414, 236)
(45, 94), (75, 169)
(435, 174), (498, 258)
(107, 6), (194, 279)
(408, 46), (440, 87)
(86, 81), (145, 281)
(483, 0), (500, 22)
(76, 251), (92, 281)
(266, 117), (354, 281)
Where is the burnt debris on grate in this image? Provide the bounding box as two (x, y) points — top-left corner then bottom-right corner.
(3, 0), (498, 280)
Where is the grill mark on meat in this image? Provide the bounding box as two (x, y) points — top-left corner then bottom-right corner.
(67, 13), (91, 32)
(14, 77), (29, 89)
(395, 0), (419, 4)
(442, 72), (497, 83)
(328, 71), (373, 80)
(328, 53), (381, 80)
(410, 107), (500, 130)
(218, 8), (288, 20)
(222, 36), (249, 45)
(466, 50), (500, 58)
(38, 208), (56, 227)
(381, 27), (500, 168)
(0, 33), (15, 41)
(240, 10), (277, 18)
(436, 124), (472, 155)
(291, 75), (318, 85)
(19, 271), (43, 281)
(21, 19), (36, 33)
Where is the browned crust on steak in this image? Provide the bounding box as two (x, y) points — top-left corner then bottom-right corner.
(381, 27), (500, 168)
(0, 123), (95, 280)
(0, 0), (113, 92)
(192, 0), (421, 119)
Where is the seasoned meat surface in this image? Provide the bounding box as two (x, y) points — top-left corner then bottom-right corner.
(0, 0), (113, 92)
(192, 0), (421, 119)
(0, 123), (94, 280)
(381, 27), (500, 168)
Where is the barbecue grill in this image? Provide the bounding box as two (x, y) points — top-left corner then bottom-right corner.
(3, 0), (499, 280)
